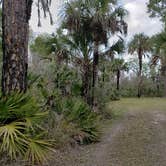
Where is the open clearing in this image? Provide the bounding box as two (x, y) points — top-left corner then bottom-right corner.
(50, 98), (166, 166)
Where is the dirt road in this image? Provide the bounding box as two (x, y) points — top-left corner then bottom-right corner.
(51, 98), (166, 166)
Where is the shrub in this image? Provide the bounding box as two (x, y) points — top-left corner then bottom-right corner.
(0, 93), (54, 165)
(49, 97), (100, 145)
(63, 97), (100, 144)
(96, 84), (120, 109)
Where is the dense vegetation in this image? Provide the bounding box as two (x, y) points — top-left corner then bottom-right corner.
(0, 0), (166, 165)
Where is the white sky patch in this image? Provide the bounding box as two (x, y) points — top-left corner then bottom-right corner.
(30, 0), (63, 33)
(29, 0), (164, 64)
(30, 0), (163, 37)
(123, 0), (162, 40)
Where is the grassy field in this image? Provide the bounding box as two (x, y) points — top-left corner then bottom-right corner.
(109, 98), (166, 119)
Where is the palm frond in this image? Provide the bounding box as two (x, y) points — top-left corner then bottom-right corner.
(0, 122), (28, 159)
(0, 93), (53, 164)
(25, 138), (54, 165)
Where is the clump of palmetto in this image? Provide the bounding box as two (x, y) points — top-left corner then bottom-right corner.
(62, 97), (100, 144)
(0, 92), (54, 165)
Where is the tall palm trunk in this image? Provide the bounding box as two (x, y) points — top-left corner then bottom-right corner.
(2, 0), (32, 95)
(161, 58), (166, 97)
(137, 50), (142, 98)
(102, 66), (105, 86)
(82, 58), (91, 105)
(156, 73), (160, 96)
(163, 75), (166, 97)
(116, 70), (120, 90)
(91, 42), (99, 108)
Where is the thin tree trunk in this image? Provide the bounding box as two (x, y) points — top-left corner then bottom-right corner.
(161, 63), (166, 97)
(116, 70), (120, 90)
(82, 59), (91, 105)
(2, 0), (32, 95)
(155, 73), (160, 96)
(163, 76), (166, 97)
(91, 42), (99, 108)
(137, 50), (142, 98)
(161, 56), (166, 97)
(102, 66), (105, 85)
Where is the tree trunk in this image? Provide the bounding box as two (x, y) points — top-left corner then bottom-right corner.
(137, 50), (142, 98)
(156, 73), (160, 96)
(102, 66), (105, 85)
(91, 42), (99, 108)
(82, 58), (91, 105)
(2, 0), (33, 95)
(161, 62), (166, 97)
(116, 70), (120, 90)
(163, 76), (166, 97)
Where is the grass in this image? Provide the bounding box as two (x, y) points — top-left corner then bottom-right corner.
(105, 98), (166, 166)
(108, 97), (166, 119)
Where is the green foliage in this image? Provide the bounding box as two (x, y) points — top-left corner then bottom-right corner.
(151, 31), (166, 55)
(47, 96), (100, 145)
(147, 0), (166, 23)
(62, 97), (100, 144)
(97, 83), (119, 105)
(110, 59), (129, 73)
(150, 31), (166, 67)
(128, 58), (150, 76)
(42, 97), (100, 146)
(27, 72), (40, 89)
(120, 75), (163, 98)
(32, 71), (100, 145)
(25, 138), (54, 165)
(128, 33), (151, 56)
(0, 93), (53, 165)
(30, 34), (55, 57)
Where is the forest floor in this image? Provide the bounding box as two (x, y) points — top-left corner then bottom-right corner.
(50, 98), (166, 166)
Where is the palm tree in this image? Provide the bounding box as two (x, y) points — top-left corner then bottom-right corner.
(88, 1), (127, 107)
(147, 0), (166, 24)
(61, 32), (93, 104)
(63, 0), (127, 108)
(100, 39), (126, 89)
(1, 0), (52, 95)
(151, 31), (166, 97)
(32, 24), (94, 103)
(111, 59), (128, 90)
(128, 33), (151, 98)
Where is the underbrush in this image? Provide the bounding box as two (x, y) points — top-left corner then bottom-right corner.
(96, 84), (120, 111)
(32, 74), (102, 147)
(0, 93), (54, 165)
(47, 97), (101, 146)
(0, 71), (110, 165)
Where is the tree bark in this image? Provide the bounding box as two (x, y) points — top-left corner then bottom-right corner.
(82, 59), (91, 105)
(161, 63), (166, 97)
(137, 50), (142, 98)
(91, 42), (99, 108)
(2, 0), (33, 95)
(116, 70), (120, 90)
(102, 66), (105, 85)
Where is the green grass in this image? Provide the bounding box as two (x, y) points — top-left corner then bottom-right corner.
(109, 98), (166, 119)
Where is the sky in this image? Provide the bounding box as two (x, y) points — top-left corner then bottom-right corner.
(30, 0), (64, 33)
(30, 0), (163, 38)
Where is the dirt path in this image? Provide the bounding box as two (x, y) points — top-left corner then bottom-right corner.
(51, 108), (166, 166)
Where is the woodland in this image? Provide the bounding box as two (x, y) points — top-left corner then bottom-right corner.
(0, 0), (166, 165)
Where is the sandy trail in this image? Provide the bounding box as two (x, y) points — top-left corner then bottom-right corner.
(50, 110), (166, 166)
(4, 99), (166, 166)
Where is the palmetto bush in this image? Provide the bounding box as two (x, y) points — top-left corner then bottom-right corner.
(47, 97), (100, 145)
(0, 93), (54, 165)
(63, 97), (100, 144)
